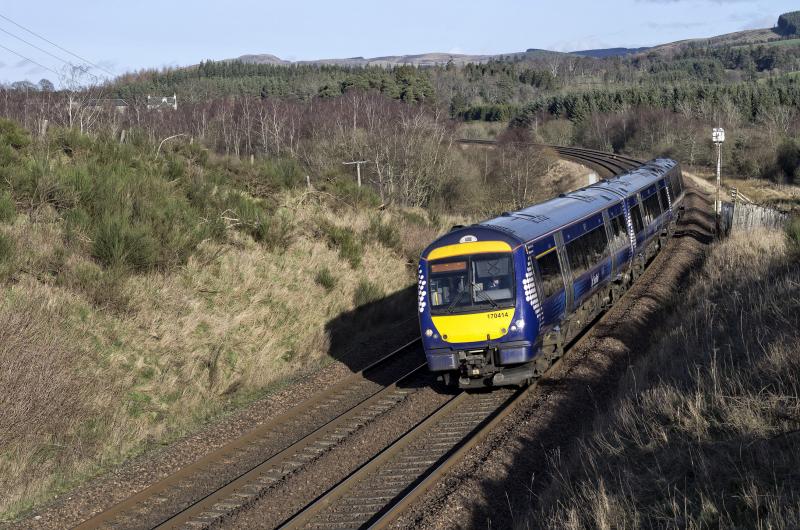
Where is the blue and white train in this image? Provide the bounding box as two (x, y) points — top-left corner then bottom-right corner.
(417, 159), (685, 388)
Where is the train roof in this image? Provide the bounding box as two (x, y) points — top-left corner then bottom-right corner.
(422, 158), (677, 258)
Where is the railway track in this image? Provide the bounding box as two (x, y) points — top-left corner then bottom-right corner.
(277, 307), (615, 530)
(456, 139), (643, 178)
(73, 339), (427, 530)
(71, 144), (649, 530)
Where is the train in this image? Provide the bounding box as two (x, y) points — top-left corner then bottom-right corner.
(417, 158), (685, 388)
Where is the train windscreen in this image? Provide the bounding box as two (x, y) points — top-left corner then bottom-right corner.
(429, 254), (514, 314)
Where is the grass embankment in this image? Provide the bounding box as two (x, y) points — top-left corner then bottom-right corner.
(531, 226), (800, 528)
(0, 120), (447, 519)
(688, 168), (800, 214)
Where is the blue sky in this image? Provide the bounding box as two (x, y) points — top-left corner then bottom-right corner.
(0, 0), (796, 85)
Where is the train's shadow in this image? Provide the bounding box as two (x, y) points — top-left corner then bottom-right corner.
(323, 285), (453, 393)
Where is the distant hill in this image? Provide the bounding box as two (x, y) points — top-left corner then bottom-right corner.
(570, 47), (651, 58)
(229, 13), (797, 68)
(232, 50), (563, 67)
(644, 28), (784, 56)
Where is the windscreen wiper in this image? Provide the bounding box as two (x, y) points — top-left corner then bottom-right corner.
(446, 289), (468, 314)
(472, 282), (498, 308)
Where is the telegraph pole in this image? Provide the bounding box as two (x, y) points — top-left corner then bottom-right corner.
(712, 127), (725, 218)
(343, 160), (368, 187)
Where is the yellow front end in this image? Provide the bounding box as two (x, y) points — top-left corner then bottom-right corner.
(426, 240), (515, 344)
(432, 309), (514, 343)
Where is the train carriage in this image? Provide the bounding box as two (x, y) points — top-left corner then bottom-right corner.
(418, 158), (684, 389)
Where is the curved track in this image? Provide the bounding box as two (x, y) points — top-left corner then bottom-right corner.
(277, 315), (613, 530)
(70, 145), (649, 530)
(456, 139), (643, 178)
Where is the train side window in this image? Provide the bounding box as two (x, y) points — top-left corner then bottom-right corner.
(566, 224), (609, 278)
(630, 203), (644, 234)
(659, 186), (670, 212)
(535, 250), (564, 299)
(609, 214), (628, 252)
(642, 193), (662, 225)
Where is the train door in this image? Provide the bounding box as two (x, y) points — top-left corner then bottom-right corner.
(562, 213), (611, 311)
(639, 187), (663, 240)
(529, 234), (568, 330)
(657, 179), (672, 220)
(554, 231), (574, 312)
(628, 195), (646, 252)
(605, 203), (630, 275)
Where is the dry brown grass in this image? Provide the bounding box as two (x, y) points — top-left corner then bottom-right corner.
(0, 284), (119, 517)
(0, 190), (429, 520)
(529, 228), (800, 529)
(0, 152), (596, 520)
(687, 169), (800, 214)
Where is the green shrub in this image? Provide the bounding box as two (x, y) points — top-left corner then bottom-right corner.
(321, 177), (382, 208)
(0, 232), (14, 265)
(258, 158), (304, 189)
(166, 157), (186, 180)
(315, 267), (337, 291)
(92, 215), (158, 272)
(319, 220), (363, 268)
(0, 119), (30, 166)
(400, 210), (428, 226)
(365, 216), (401, 252)
(59, 262), (129, 311)
(252, 211), (293, 252)
(50, 127), (92, 158)
(0, 192), (15, 223)
(0, 118), (30, 150)
(787, 216), (800, 250)
(353, 279), (384, 307)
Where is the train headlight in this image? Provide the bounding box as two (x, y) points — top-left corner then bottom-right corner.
(425, 329), (434, 337)
(510, 320), (525, 332)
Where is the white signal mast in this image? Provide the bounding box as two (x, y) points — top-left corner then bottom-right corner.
(712, 127), (725, 217)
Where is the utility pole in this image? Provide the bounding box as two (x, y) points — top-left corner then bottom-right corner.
(712, 127), (725, 218)
(343, 160), (368, 187)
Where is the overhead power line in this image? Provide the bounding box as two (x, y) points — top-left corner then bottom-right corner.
(0, 41), (60, 76)
(0, 12), (115, 77)
(0, 26), (84, 74)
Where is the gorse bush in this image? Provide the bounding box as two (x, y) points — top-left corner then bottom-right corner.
(0, 232), (13, 265)
(319, 220), (363, 268)
(0, 192), (15, 223)
(365, 216), (401, 252)
(353, 279), (384, 307)
(787, 216), (800, 250)
(258, 158), (305, 189)
(1, 126), (292, 273)
(0, 118), (29, 166)
(92, 215), (158, 271)
(314, 267), (337, 291)
(252, 210), (294, 253)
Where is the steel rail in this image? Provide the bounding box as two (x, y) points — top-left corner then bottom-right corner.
(154, 363), (429, 529)
(279, 186), (670, 529)
(456, 139), (644, 177)
(279, 312), (611, 530)
(73, 338), (424, 530)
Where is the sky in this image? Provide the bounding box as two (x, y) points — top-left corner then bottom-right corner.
(0, 0), (796, 86)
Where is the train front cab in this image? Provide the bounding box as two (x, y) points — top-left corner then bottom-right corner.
(418, 238), (540, 389)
